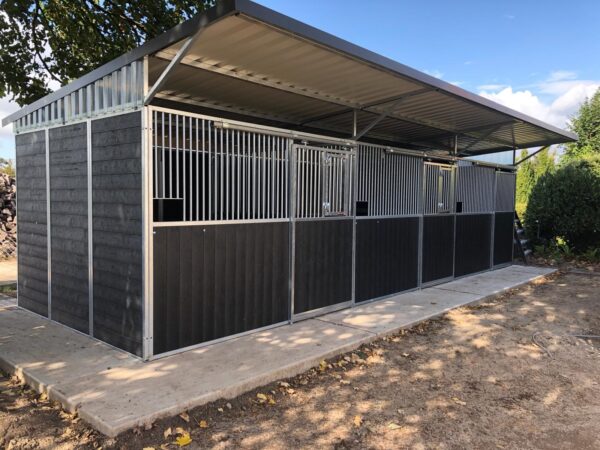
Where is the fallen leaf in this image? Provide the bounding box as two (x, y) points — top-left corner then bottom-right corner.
(353, 415), (363, 427)
(279, 381), (290, 388)
(198, 420), (208, 429)
(175, 427), (186, 435)
(226, 402), (232, 409)
(340, 380), (351, 385)
(163, 427), (172, 439)
(179, 412), (190, 423)
(143, 447), (155, 450)
(175, 432), (192, 447)
(319, 360), (327, 371)
(286, 388), (295, 394)
(268, 395), (276, 405)
(256, 393), (267, 402)
(401, 353), (410, 357)
(217, 407), (224, 412)
(387, 422), (402, 430)
(452, 397), (467, 406)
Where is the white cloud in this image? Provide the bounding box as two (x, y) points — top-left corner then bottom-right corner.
(477, 83), (508, 91)
(478, 72), (600, 129)
(424, 69), (444, 79)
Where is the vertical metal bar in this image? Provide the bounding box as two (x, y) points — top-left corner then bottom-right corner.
(237, 130), (240, 220)
(168, 114), (172, 198)
(183, 116), (187, 220)
(161, 112), (165, 199)
(253, 133), (257, 219)
(242, 132), (247, 220)
(195, 118), (199, 221)
(87, 119), (94, 336)
(45, 128), (52, 319)
(225, 128), (229, 220)
(289, 142), (297, 322)
(208, 121), (212, 220)
(153, 110), (158, 198)
(220, 126), (224, 220)
(176, 115), (180, 200)
(262, 135), (266, 219)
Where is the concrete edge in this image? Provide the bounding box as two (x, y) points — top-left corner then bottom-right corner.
(1, 269), (557, 437)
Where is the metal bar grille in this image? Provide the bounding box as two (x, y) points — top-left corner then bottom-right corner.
(152, 109), (290, 222)
(356, 144), (422, 216)
(455, 163), (496, 213)
(423, 163), (454, 215)
(495, 171), (516, 212)
(294, 145), (353, 218)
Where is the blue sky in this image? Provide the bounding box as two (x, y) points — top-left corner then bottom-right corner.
(1, 0), (599, 159)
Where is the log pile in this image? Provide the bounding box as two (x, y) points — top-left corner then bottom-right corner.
(0, 173), (17, 259)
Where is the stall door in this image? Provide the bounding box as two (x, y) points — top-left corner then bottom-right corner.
(293, 145), (354, 319)
(421, 163), (456, 285)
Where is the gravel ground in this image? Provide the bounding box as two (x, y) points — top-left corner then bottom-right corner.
(1, 268), (599, 449)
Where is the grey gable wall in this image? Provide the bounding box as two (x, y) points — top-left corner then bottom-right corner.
(15, 112), (143, 357)
(49, 123), (89, 333)
(16, 130), (48, 317)
(92, 112), (143, 357)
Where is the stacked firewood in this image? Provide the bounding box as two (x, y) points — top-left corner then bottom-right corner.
(0, 173), (16, 259)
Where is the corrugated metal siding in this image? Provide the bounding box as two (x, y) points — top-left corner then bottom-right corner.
(455, 214), (492, 277)
(355, 217), (419, 302)
(92, 112), (143, 356)
(356, 144), (422, 216)
(294, 218), (353, 314)
(495, 172), (516, 212)
(49, 123), (89, 333)
(456, 164), (495, 213)
(422, 215), (455, 283)
(16, 130), (48, 317)
(493, 212), (514, 266)
(14, 61), (143, 134)
(153, 222), (290, 355)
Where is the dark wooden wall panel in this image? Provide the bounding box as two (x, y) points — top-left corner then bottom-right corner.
(153, 222), (290, 354)
(355, 217), (419, 302)
(49, 123), (89, 333)
(455, 214), (493, 277)
(494, 212), (514, 266)
(91, 112), (143, 357)
(422, 215), (455, 284)
(16, 130), (48, 317)
(294, 218), (353, 314)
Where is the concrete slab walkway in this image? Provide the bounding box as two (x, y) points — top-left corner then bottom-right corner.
(0, 264), (554, 437)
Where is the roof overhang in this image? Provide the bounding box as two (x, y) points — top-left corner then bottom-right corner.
(3, 0), (577, 155)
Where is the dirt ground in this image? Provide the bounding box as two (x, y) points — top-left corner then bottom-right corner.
(1, 268), (600, 449)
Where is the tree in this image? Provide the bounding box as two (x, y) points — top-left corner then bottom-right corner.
(526, 156), (600, 252)
(515, 147), (555, 218)
(0, 158), (15, 177)
(564, 87), (600, 161)
(0, 0), (214, 106)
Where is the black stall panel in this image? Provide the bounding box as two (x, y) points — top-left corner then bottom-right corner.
(294, 218), (353, 315)
(355, 217), (419, 302)
(422, 215), (455, 284)
(153, 222), (290, 354)
(455, 214), (492, 277)
(494, 212), (514, 266)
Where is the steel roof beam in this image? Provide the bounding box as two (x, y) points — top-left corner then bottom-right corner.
(144, 30), (207, 105)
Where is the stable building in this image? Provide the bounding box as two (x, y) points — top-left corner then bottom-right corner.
(2, 0), (576, 360)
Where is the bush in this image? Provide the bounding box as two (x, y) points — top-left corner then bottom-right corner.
(525, 156), (600, 252)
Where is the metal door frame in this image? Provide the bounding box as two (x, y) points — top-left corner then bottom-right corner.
(290, 143), (355, 322)
(421, 161), (457, 288)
